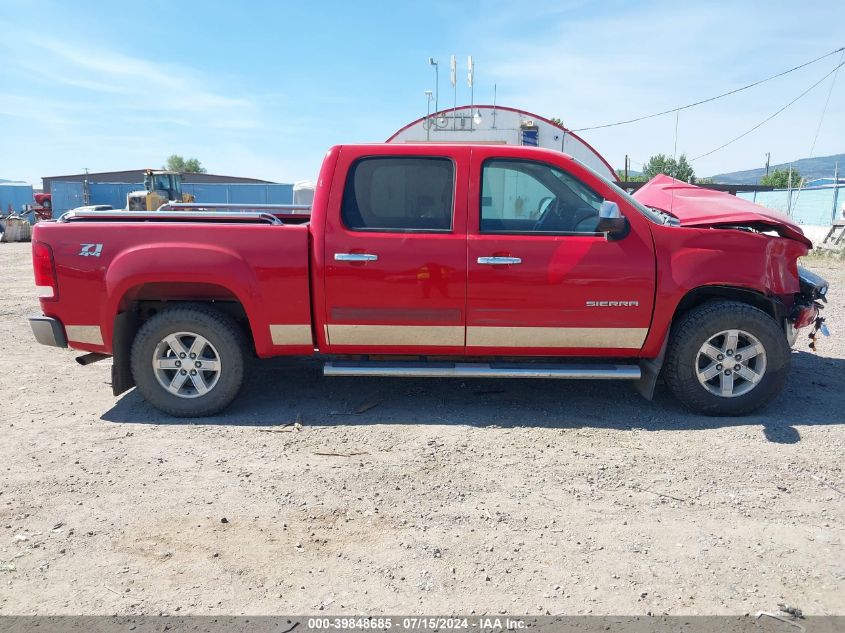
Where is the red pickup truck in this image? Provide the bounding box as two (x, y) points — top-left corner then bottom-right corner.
(29, 144), (829, 417)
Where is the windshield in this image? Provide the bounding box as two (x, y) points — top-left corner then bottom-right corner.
(151, 174), (182, 197)
(577, 162), (673, 225)
(153, 175), (171, 191)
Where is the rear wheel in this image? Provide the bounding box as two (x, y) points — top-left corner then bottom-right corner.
(664, 301), (790, 416)
(130, 305), (245, 417)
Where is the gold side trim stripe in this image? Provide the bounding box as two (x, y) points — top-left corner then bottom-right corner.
(328, 324), (464, 347)
(65, 325), (103, 346)
(467, 326), (648, 349)
(269, 324), (313, 346)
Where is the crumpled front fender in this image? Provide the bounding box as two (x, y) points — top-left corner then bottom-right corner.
(639, 223), (809, 357)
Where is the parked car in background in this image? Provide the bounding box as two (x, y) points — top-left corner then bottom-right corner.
(34, 192), (51, 210)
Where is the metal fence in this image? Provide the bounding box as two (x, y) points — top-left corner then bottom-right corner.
(738, 187), (843, 226)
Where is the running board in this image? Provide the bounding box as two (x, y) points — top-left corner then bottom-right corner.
(323, 361), (641, 380)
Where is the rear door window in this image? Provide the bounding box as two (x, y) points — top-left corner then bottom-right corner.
(341, 157), (454, 232)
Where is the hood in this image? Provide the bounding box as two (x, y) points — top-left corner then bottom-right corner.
(633, 174), (811, 248)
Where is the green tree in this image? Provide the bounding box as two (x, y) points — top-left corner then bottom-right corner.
(164, 154), (207, 173)
(642, 153), (696, 182)
(760, 168), (802, 189)
(549, 117), (563, 126)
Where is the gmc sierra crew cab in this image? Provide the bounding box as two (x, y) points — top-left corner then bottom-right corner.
(28, 144), (829, 417)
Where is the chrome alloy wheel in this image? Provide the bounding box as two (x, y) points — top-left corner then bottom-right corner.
(152, 332), (221, 399)
(695, 329), (767, 398)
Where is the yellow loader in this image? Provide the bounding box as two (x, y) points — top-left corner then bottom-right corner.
(127, 170), (195, 211)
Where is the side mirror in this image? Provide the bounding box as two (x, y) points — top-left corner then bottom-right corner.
(597, 200), (629, 240)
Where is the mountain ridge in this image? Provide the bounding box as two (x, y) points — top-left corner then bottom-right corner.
(711, 153), (845, 185)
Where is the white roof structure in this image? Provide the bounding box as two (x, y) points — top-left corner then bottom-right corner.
(387, 105), (617, 181)
(293, 180), (317, 206)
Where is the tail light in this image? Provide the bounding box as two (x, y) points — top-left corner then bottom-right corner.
(32, 241), (58, 300)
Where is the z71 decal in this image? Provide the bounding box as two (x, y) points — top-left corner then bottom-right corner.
(79, 243), (103, 257)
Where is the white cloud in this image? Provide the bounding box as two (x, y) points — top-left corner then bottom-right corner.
(0, 23), (286, 183)
(466, 1), (845, 175)
(3, 30), (257, 129)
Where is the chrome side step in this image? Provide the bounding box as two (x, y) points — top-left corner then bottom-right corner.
(323, 361), (641, 380)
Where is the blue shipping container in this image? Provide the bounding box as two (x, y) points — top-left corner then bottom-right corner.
(0, 183), (34, 215)
(50, 181), (85, 216)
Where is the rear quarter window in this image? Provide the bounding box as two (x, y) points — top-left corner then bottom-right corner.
(341, 157), (454, 232)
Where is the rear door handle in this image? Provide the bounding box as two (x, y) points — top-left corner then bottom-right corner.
(334, 253), (378, 262)
(477, 256), (522, 265)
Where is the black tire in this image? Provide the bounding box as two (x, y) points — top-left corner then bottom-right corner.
(130, 304), (246, 417)
(664, 300), (790, 416)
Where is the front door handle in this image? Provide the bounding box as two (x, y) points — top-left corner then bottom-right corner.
(335, 253), (378, 262)
(477, 256), (522, 265)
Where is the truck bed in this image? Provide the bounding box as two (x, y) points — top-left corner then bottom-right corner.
(34, 211), (314, 357)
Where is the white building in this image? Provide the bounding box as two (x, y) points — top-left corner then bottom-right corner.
(386, 104), (617, 181)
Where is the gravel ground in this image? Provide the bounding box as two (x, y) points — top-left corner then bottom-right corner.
(0, 240), (843, 616)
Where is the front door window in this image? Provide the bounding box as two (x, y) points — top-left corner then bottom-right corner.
(481, 159), (603, 234)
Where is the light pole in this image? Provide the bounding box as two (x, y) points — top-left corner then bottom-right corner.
(425, 91), (433, 141)
(428, 57), (439, 113)
(450, 54), (456, 130)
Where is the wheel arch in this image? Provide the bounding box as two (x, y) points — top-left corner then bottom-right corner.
(673, 285), (788, 325)
(103, 243), (264, 346)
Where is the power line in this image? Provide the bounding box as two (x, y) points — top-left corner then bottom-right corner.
(570, 46), (844, 132)
(792, 49), (844, 208)
(808, 49), (844, 159)
(690, 57), (845, 161)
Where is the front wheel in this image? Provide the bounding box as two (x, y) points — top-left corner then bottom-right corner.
(664, 301), (791, 416)
(130, 305), (246, 417)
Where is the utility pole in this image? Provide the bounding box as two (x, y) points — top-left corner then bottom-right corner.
(492, 84), (497, 129)
(787, 164), (794, 214)
(765, 152), (770, 176)
(83, 167), (90, 205)
(450, 54), (457, 130)
(467, 55), (474, 131)
(624, 155), (629, 182)
(428, 58), (439, 113)
(425, 91), (433, 141)
(833, 161), (840, 224)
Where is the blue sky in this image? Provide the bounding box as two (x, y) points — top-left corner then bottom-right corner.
(1, 0), (843, 186)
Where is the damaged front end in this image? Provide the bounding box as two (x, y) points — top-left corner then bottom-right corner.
(632, 174), (832, 350)
(791, 266), (830, 350)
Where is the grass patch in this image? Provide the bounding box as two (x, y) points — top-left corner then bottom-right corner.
(804, 248), (845, 266)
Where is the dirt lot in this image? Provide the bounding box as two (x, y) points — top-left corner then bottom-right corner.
(0, 240), (843, 616)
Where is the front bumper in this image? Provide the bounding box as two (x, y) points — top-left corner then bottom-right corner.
(787, 267), (830, 348)
(29, 315), (67, 348)
(798, 266), (829, 301)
